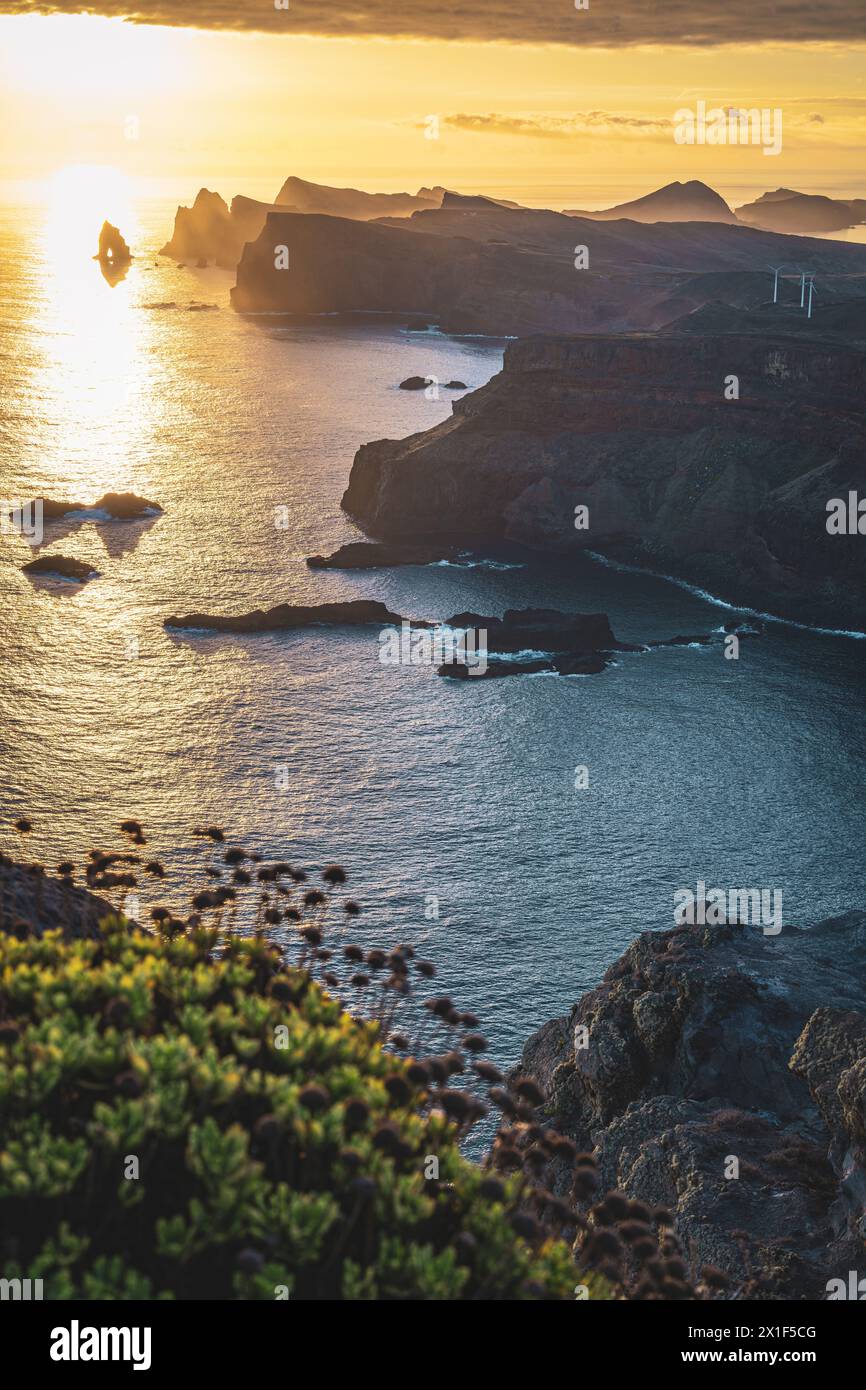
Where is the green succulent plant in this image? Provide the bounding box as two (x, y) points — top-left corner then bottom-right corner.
(0, 920), (576, 1300)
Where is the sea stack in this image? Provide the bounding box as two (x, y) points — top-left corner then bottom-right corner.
(96, 221), (132, 266)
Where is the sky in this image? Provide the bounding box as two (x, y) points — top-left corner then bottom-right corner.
(1, 3), (864, 207)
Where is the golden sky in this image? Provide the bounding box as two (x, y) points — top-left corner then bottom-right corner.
(1, 10), (864, 205)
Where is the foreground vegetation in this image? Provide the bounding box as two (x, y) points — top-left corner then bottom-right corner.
(0, 825), (727, 1299)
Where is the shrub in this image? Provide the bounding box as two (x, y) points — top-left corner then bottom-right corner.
(0, 921), (577, 1300)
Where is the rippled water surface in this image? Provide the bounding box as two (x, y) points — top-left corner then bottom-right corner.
(1, 191), (864, 1072)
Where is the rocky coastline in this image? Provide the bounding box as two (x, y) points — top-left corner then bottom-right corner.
(342, 323), (866, 630)
(514, 911), (866, 1298)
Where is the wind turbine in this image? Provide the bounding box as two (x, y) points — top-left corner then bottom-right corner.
(806, 277), (817, 319)
(799, 271), (814, 308)
(769, 266), (783, 304)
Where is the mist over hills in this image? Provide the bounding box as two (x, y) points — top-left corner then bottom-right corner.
(160, 175), (866, 274)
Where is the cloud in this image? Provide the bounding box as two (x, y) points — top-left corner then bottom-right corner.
(440, 112), (671, 138)
(8, 0), (866, 46)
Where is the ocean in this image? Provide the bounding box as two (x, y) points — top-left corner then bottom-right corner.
(1, 190), (864, 1078)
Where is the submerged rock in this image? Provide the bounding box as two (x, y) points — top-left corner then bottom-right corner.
(514, 910), (866, 1298)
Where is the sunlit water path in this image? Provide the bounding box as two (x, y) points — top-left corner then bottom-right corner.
(1, 187), (864, 1080)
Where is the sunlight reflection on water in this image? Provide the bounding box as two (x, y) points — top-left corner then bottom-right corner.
(1, 191), (864, 1080)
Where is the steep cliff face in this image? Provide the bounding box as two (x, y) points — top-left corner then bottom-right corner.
(159, 190), (276, 268)
(514, 912), (866, 1298)
(160, 179), (446, 268)
(342, 328), (866, 627)
(231, 202), (866, 335)
(230, 210), (645, 331)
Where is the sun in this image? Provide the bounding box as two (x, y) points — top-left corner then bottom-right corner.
(44, 164), (136, 262)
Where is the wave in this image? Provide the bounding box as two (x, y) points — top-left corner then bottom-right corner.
(432, 556), (524, 571)
(585, 551), (866, 642)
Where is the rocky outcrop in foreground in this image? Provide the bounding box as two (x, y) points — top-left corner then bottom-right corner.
(515, 911), (866, 1298)
(0, 855), (115, 939)
(343, 325), (866, 629)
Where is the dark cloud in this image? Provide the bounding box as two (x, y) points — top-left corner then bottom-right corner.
(442, 112), (670, 137)
(8, 0), (866, 46)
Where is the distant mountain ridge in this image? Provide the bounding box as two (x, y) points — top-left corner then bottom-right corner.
(736, 187), (866, 233)
(274, 176), (444, 219)
(565, 179), (737, 224)
(231, 201), (866, 336)
(161, 176), (866, 271)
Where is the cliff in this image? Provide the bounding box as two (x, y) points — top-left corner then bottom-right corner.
(160, 179), (447, 268)
(159, 189), (277, 268)
(341, 325), (866, 628)
(231, 203), (866, 336)
(514, 911), (866, 1299)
